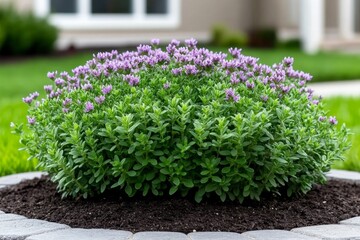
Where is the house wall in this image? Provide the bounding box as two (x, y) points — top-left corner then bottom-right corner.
(1, 0), (255, 49)
(0, 0), (348, 49)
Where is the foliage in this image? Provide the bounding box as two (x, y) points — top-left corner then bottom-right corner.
(0, 6), (57, 55)
(248, 28), (277, 48)
(211, 25), (248, 48)
(277, 39), (301, 50)
(13, 39), (349, 202)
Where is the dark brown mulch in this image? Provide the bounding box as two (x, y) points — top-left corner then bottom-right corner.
(0, 176), (359, 233)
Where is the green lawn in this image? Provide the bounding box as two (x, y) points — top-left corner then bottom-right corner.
(1, 48), (360, 176)
(323, 97), (360, 171)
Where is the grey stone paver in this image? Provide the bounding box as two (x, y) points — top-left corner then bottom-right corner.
(188, 231), (248, 240)
(242, 230), (321, 240)
(0, 172), (46, 186)
(340, 217), (360, 226)
(292, 224), (360, 239)
(25, 228), (133, 240)
(326, 169), (360, 184)
(133, 232), (188, 240)
(0, 219), (69, 240)
(0, 213), (26, 222)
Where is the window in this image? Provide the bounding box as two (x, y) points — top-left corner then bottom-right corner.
(50, 0), (76, 13)
(91, 0), (133, 14)
(34, 0), (180, 30)
(146, 0), (167, 14)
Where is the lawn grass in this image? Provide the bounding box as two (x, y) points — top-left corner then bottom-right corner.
(1, 49), (360, 176)
(0, 52), (92, 100)
(0, 99), (37, 176)
(323, 97), (360, 171)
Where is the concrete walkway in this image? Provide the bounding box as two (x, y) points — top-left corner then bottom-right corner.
(1, 170), (360, 239)
(308, 79), (360, 97)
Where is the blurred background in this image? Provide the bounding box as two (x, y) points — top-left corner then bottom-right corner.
(0, 0), (360, 176)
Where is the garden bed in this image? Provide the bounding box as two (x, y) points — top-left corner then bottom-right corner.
(0, 176), (359, 233)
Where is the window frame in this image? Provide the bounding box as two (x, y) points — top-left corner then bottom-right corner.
(34, 0), (180, 30)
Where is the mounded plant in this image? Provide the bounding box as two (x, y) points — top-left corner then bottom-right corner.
(13, 39), (349, 203)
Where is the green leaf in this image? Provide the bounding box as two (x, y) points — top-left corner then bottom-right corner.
(127, 171), (137, 177)
(182, 179), (194, 188)
(252, 145), (265, 152)
(135, 182), (142, 190)
(172, 177), (180, 186)
(212, 176), (221, 183)
(269, 178), (277, 188)
(153, 150), (164, 156)
(169, 186), (178, 195)
(221, 167), (231, 174)
(160, 168), (170, 175)
(195, 188), (205, 203)
(205, 183), (218, 192)
(100, 182), (107, 193)
(125, 185), (133, 196)
(230, 149), (238, 157)
(142, 184), (150, 196)
(219, 150), (231, 156)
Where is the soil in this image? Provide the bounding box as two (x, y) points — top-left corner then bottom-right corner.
(0, 176), (359, 233)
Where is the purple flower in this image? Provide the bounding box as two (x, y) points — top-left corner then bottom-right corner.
(228, 48), (242, 58)
(163, 83), (170, 89)
(312, 100), (319, 105)
(184, 65), (198, 75)
(185, 38), (198, 48)
(170, 39), (180, 46)
(319, 116), (326, 122)
(283, 57), (294, 67)
(22, 92), (39, 104)
(47, 71), (57, 80)
(22, 96), (33, 104)
(95, 95), (105, 104)
(172, 68), (182, 75)
(123, 75), (140, 86)
(280, 85), (291, 94)
(102, 85), (113, 95)
(261, 95), (269, 102)
(62, 108), (69, 113)
(225, 88), (240, 102)
(27, 116), (36, 125)
(84, 101), (94, 113)
(55, 78), (65, 86)
(329, 116), (338, 125)
(63, 98), (72, 106)
(44, 85), (53, 93)
(137, 44), (152, 54)
(31, 92), (39, 99)
(230, 73), (240, 84)
(151, 38), (160, 45)
(246, 81), (255, 89)
(82, 83), (93, 91)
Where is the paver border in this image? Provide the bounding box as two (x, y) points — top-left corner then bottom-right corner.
(0, 169), (359, 240)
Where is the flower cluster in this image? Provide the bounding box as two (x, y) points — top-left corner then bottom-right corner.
(16, 39), (349, 203)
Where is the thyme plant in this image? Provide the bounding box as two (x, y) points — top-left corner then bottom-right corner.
(13, 39), (349, 202)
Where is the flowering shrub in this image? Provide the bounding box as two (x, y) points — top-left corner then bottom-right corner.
(13, 39), (349, 203)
